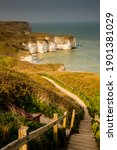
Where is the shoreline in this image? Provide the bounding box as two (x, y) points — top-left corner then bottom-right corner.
(21, 54), (99, 75)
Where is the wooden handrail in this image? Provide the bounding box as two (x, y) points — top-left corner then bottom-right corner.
(29, 112), (67, 140)
(0, 111), (68, 150)
(1, 109), (79, 150)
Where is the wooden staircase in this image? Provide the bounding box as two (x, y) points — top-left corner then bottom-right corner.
(41, 76), (99, 150)
(67, 108), (99, 150)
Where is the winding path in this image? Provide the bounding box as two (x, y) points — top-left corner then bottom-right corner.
(42, 76), (99, 150)
(42, 76), (89, 119)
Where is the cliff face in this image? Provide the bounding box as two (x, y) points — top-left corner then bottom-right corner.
(23, 40), (48, 54)
(22, 35), (77, 54)
(0, 21), (77, 53)
(54, 36), (77, 50)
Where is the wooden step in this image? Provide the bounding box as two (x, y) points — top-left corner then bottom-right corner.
(67, 147), (98, 150)
(80, 119), (92, 123)
(69, 136), (96, 142)
(79, 122), (91, 126)
(70, 134), (95, 139)
(79, 129), (93, 133)
(71, 133), (94, 138)
(69, 138), (96, 145)
(68, 140), (97, 147)
(79, 123), (92, 127)
(67, 113), (98, 150)
(67, 144), (98, 150)
(79, 126), (92, 130)
(79, 122), (92, 125)
(79, 128), (92, 131)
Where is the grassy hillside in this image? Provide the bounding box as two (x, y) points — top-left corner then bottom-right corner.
(0, 21), (31, 33)
(0, 65), (83, 148)
(48, 72), (100, 116)
(0, 21), (100, 148)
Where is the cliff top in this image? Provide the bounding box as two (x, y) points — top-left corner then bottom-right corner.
(0, 21), (31, 34)
(0, 21), (75, 40)
(0, 21), (76, 51)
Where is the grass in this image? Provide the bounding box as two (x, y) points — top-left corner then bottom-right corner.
(0, 21), (99, 148)
(47, 72), (100, 116)
(0, 65), (80, 116)
(0, 53), (99, 148)
(44, 73), (99, 112)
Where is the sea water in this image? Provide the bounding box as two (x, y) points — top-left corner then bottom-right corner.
(31, 22), (100, 73)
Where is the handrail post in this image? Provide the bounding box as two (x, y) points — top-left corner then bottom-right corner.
(70, 109), (75, 131)
(18, 126), (29, 150)
(63, 111), (67, 130)
(53, 113), (58, 149)
(94, 113), (100, 123)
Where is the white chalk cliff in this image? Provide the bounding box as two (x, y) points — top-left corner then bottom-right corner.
(22, 35), (77, 54)
(0, 21), (77, 54)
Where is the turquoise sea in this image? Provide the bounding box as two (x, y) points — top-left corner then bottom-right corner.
(31, 22), (100, 73)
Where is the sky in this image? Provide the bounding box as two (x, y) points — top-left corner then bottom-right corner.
(0, 0), (100, 23)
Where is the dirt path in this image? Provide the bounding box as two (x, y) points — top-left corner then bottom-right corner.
(42, 76), (90, 120)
